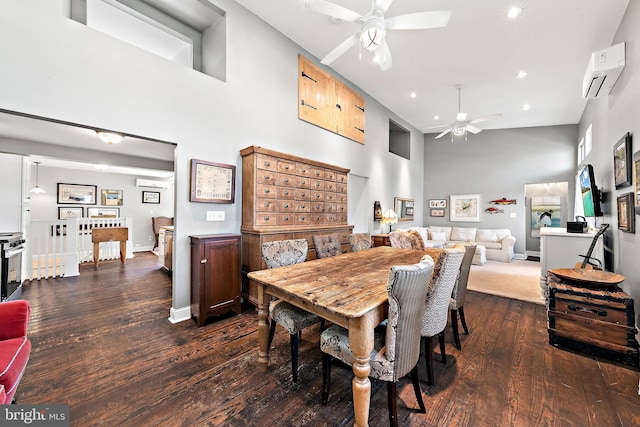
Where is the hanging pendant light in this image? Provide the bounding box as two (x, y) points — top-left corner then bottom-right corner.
(30, 161), (45, 194)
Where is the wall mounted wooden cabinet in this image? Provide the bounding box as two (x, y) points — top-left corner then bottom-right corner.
(298, 55), (365, 144)
(240, 145), (353, 304)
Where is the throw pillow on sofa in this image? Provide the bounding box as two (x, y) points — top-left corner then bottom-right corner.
(476, 229), (499, 243)
(430, 231), (447, 241)
(451, 227), (477, 242)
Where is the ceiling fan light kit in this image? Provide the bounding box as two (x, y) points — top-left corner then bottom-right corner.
(311, 0), (451, 71)
(360, 19), (385, 51)
(425, 84), (503, 141)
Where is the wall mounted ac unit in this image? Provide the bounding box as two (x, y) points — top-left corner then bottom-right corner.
(583, 42), (625, 99)
(136, 178), (170, 190)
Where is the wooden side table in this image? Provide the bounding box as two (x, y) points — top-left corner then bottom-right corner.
(91, 227), (128, 267)
(372, 233), (390, 247)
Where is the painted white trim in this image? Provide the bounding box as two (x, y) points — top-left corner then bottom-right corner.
(168, 306), (191, 324)
(525, 251), (541, 258)
(513, 253), (527, 260)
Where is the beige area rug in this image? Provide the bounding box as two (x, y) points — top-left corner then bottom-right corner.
(467, 259), (544, 305)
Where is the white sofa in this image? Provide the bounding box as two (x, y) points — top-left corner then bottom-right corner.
(404, 226), (516, 262)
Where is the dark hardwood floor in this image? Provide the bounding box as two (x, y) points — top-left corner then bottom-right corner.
(15, 252), (640, 426)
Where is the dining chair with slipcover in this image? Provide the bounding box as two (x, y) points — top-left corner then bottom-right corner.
(420, 248), (465, 386)
(449, 244), (477, 350)
(349, 233), (372, 252)
(262, 238), (324, 382)
(320, 255), (435, 427)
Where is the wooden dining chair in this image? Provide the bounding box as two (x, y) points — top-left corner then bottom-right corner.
(313, 233), (341, 258)
(262, 239), (324, 382)
(449, 244), (477, 350)
(320, 254), (434, 427)
(420, 248), (465, 386)
(349, 233), (372, 252)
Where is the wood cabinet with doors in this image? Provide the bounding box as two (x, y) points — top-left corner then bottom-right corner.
(298, 55), (365, 144)
(240, 145), (353, 305)
(190, 234), (241, 326)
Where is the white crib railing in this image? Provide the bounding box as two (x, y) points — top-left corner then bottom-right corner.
(29, 217), (133, 280)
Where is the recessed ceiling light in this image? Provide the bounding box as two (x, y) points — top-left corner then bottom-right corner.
(433, 115), (439, 120)
(517, 70), (527, 79)
(507, 7), (521, 19)
(410, 92), (416, 98)
(522, 104), (531, 111)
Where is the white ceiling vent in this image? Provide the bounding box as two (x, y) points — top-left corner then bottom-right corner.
(583, 42), (625, 99)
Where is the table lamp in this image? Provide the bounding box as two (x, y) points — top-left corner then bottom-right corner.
(381, 209), (398, 233)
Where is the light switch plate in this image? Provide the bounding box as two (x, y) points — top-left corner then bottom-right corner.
(207, 211), (225, 221)
(510, 212), (517, 218)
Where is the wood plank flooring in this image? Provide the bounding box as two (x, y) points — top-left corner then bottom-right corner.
(14, 252), (640, 426)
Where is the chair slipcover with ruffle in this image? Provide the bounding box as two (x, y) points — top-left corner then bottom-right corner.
(261, 239), (323, 382)
(320, 255), (434, 427)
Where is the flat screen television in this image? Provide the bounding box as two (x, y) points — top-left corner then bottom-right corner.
(579, 164), (603, 217)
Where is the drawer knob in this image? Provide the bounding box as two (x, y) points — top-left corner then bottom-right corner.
(264, 161), (270, 167)
(200, 259), (207, 264)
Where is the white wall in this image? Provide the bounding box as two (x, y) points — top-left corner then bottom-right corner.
(0, 0), (425, 320)
(579, 0), (640, 316)
(29, 165), (174, 249)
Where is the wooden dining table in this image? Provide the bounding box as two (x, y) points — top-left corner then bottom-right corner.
(248, 245), (443, 427)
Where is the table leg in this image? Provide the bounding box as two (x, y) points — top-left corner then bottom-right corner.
(119, 240), (126, 264)
(257, 283), (270, 371)
(349, 315), (375, 427)
(93, 242), (99, 267)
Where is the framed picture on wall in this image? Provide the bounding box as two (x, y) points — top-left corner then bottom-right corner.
(430, 209), (445, 217)
(189, 159), (236, 203)
(449, 194), (481, 222)
(57, 183), (97, 205)
(87, 208), (119, 218)
(617, 192), (635, 233)
(429, 199), (447, 209)
(142, 191), (160, 204)
(101, 189), (123, 206)
(58, 207), (83, 219)
(614, 132), (632, 189)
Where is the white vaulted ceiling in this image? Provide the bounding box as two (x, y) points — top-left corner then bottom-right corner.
(234, 0), (629, 132)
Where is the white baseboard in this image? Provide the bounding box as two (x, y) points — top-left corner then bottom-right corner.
(133, 245), (155, 252)
(525, 251), (541, 258)
(514, 253), (527, 260)
(168, 306), (191, 324)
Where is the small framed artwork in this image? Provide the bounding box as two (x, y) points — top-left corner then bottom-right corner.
(373, 201), (382, 221)
(614, 132), (632, 189)
(450, 194), (482, 222)
(429, 199), (447, 209)
(405, 207), (414, 216)
(58, 207), (83, 219)
(87, 208), (119, 218)
(142, 191), (161, 204)
(634, 150), (640, 215)
(57, 183), (97, 205)
(617, 192), (635, 233)
(101, 189), (123, 206)
(190, 159), (236, 203)
(431, 209), (445, 217)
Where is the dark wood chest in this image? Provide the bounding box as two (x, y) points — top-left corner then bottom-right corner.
(547, 272), (639, 367)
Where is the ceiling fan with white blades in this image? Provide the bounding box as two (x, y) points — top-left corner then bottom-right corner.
(426, 84), (503, 141)
(308, 0), (451, 71)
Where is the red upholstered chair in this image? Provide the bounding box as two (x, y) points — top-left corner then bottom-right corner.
(0, 300), (32, 404)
